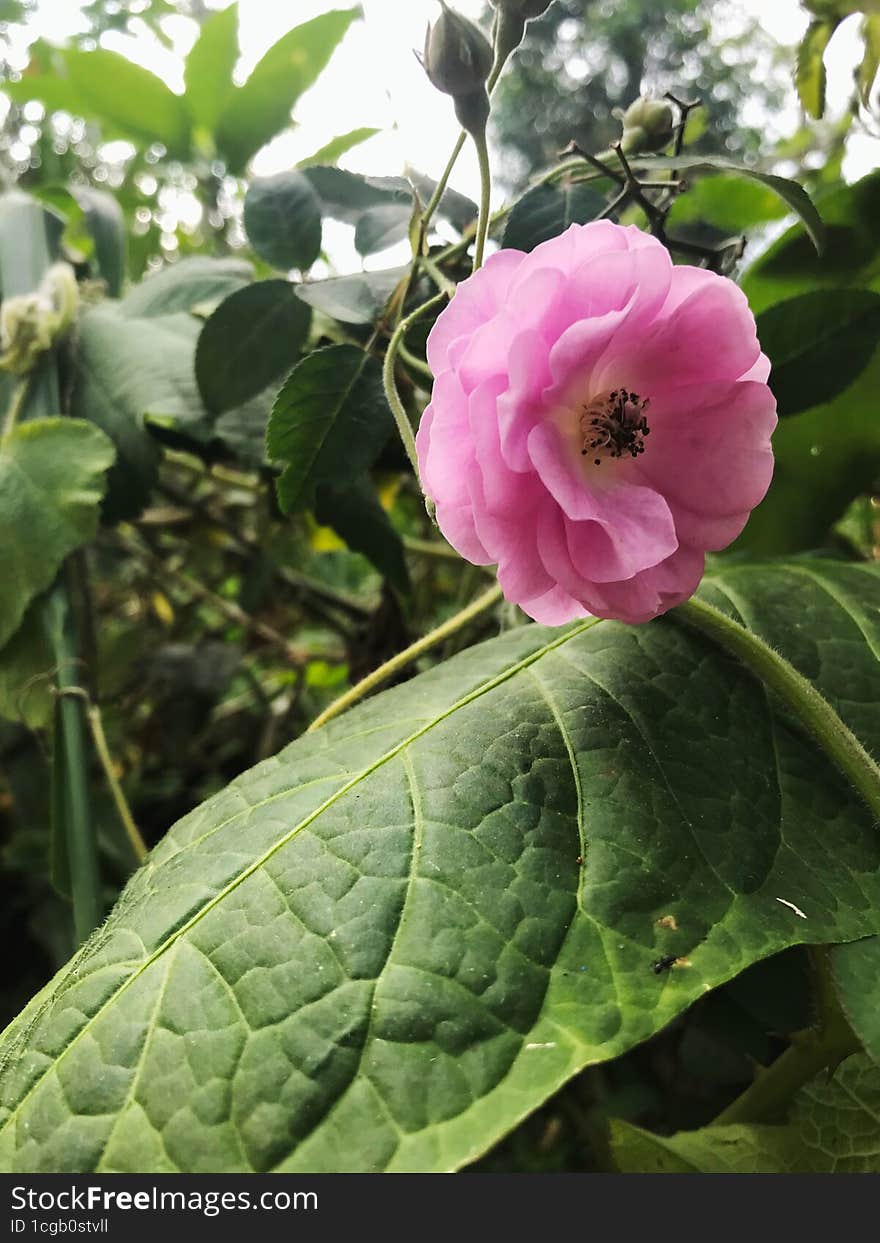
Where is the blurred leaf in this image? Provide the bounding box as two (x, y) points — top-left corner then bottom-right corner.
(294, 265), (407, 325)
(0, 597), (54, 729)
(354, 203), (412, 256)
(214, 7), (361, 174)
(611, 1054), (880, 1172)
(742, 172), (880, 313)
(195, 280), (312, 414)
(758, 288), (880, 416)
(0, 190), (57, 302)
(71, 186), (126, 298)
(315, 475), (409, 592)
(303, 166), (410, 225)
(797, 20), (837, 119)
(243, 172), (323, 271)
(503, 182), (606, 252)
(71, 305), (203, 520)
(0, 419), (115, 649)
(297, 127), (380, 169)
(119, 256), (252, 318)
(831, 937), (880, 1063)
(858, 15), (880, 108)
(267, 344), (392, 512)
(7, 47), (190, 155)
(406, 168), (478, 234)
(183, 2), (238, 135)
(668, 175), (788, 233)
(631, 154), (826, 255)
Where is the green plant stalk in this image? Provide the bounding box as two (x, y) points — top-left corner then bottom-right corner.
(308, 583), (503, 732)
(382, 290), (449, 482)
(714, 947), (859, 1125)
(472, 128), (493, 273)
(677, 595), (880, 821)
(42, 586), (101, 945)
(85, 701), (148, 865)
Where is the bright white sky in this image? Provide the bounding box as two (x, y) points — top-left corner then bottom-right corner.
(6, 0), (879, 265)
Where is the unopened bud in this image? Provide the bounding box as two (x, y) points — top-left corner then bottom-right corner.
(423, 3), (493, 99)
(489, 0), (552, 18)
(0, 263), (79, 376)
(619, 97), (675, 153)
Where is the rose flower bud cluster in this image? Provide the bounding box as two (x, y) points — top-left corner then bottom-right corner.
(423, 2), (493, 135)
(620, 97), (676, 154)
(416, 221), (776, 625)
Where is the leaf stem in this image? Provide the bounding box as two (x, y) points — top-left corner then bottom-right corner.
(41, 585), (101, 945)
(714, 948), (859, 1124)
(472, 128), (493, 273)
(85, 700), (148, 865)
(676, 595), (880, 821)
(381, 290), (449, 482)
(308, 583), (503, 732)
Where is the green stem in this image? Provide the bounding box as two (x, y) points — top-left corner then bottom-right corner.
(42, 585), (101, 945)
(472, 128), (492, 273)
(308, 583), (503, 732)
(421, 254), (457, 297)
(85, 701), (148, 865)
(2, 378), (29, 436)
(397, 340), (433, 382)
(677, 596), (880, 821)
(382, 290), (449, 482)
(714, 948), (858, 1125)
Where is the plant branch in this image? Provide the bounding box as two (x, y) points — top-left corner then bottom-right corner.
(308, 583), (503, 732)
(472, 128), (493, 273)
(382, 290), (449, 482)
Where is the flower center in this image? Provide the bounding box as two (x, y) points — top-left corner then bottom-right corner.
(579, 389), (650, 467)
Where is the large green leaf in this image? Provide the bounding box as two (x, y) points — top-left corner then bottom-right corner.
(1, 560), (880, 1172)
(243, 173), (323, 272)
(267, 344), (393, 512)
(71, 305), (203, 520)
(0, 418), (115, 650)
(611, 1053), (880, 1172)
(6, 47), (190, 156)
(502, 182), (606, 252)
(831, 937), (880, 1063)
(297, 128), (380, 170)
(757, 288), (880, 416)
(183, 2), (239, 136)
(294, 266), (407, 326)
(214, 8), (361, 174)
(195, 281), (312, 415)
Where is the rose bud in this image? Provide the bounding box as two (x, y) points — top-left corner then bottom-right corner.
(423, 2), (493, 99)
(620, 97), (675, 154)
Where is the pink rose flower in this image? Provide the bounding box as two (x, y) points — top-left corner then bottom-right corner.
(416, 221), (776, 624)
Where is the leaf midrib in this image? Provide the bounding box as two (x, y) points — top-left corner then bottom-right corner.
(0, 616), (601, 1136)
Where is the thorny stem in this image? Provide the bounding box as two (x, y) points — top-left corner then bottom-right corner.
(308, 583), (503, 733)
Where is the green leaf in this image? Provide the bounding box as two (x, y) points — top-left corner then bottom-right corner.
(8, 47), (190, 156)
(71, 186), (126, 298)
(406, 168), (477, 234)
(757, 288), (880, 416)
(3, 560), (880, 1172)
(119, 256), (253, 318)
(267, 344), (392, 512)
(195, 280), (312, 415)
(742, 172), (880, 314)
(354, 204), (413, 257)
(667, 175), (788, 234)
(183, 2), (239, 136)
(631, 155), (826, 255)
(831, 938), (880, 1063)
(502, 182), (607, 251)
(0, 191), (57, 302)
(0, 418), (115, 650)
(294, 266), (407, 326)
(611, 1053), (880, 1173)
(314, 475), (409, 592)
(297, 128), (380, 169)
(214, 8), (361, 174)
(797, 20), (837, 118)
(302, 166), (410, 225)
(243, 172), (323, 272)
(0, 597), (54, 730)
(857, 16), (880, 108)
(71, 305), (203, 520)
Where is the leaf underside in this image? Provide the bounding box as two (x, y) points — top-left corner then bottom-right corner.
(1, 560), (879, 1173)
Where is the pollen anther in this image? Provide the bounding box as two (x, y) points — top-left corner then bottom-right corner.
(579, 389), (650, 464)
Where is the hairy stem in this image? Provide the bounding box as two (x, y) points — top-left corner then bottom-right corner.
(677, 595), (880, 821)
(308, 583), (503, 732)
